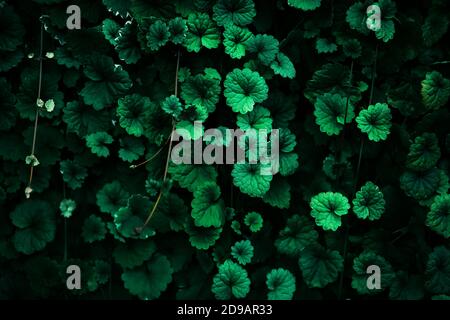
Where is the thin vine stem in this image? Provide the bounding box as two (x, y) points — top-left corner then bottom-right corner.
(337, 220), (349, 299)
(63, 180), (68, 261)
(431, 60), (450, 65)
(354, 43), (378, 189)
(27, 21), (45, 196)
(354, 138), (366, 189)
(338, 44), (379, 300)
(337, 59), (354, 300)
(230, 180), (234, 208)
(130, 133), (171, 169)
(368, 45), (379, 106)
(137, 50), (180, 233)
(279, 18), (305, 49)
(338, 59), (354, 159)
(342, 60), (354, 132)
(64, 219), (68, 261)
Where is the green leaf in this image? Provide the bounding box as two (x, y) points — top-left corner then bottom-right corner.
(352, 250), (395, 294)
(298, 244), (343, 288)
(122, 254), (173, 299)
(262, 175), (291, 209)
(60, 160), (88, 190)
(246, 34), (279, 65)
(266, 268), (296, 300)
(342, 39), (362, 59)
(54, 47), (81, 70)
(421, 71), (450, 110)
(243, 211), (263, 232)
(400, 168), (441, 200)
(191, 183), (226, 228)
(185, 13), (220, 52)
(60, 199), (76, 218)
(425, 246), (450, 294)
(353, 182), (385, 220)
(310, 192), (350, 231)
(129, 1), (174, 23)
(63, 101), (111, 137)
(426, 194), (450, 239)
(224, 68), (269, 114)
(96, 181), (129, 215)
(212, 260), (250, 299)
(115, 22), (141, 64)
(278, 128), (299, 176)
(231, 220), (242, 235)
(10, 201), (56, 255)
(161, 95), (183, 118)
(0, 133), (27, 162)
(263, 91), (297, 128)
(305, 63), (355, 103)
(375, 0), (397, 43)
(0, 5), (25, 51)
(82, 215), (107, 243)
(223, 25), (253, 59)
(232, 163), (273, 197)
(422, 9), (449, 47)
(0, 49), (23, 72)
(80, 55), (132, 110)
(389, 271), (424, 300)
(185, 220), (222, 250)
(270, 53), (296, 79)
(314, 93), (355, 136)
(102, 19), (121, 45)
(145, 103), (172, 145)
(406, 133), (441, 171)
(231, 240), (254, 265)
(287, 0), (321, 11)
(169, 163), (217, 192)
(181, 70), (221, 113)
(113, 195), (155, 240)
(236, 105), (272, 131)
(213, 0), (256, 27)
(24, 256), (61, 298)
(275, 215), (318, 257)
(356, 103), (392, 142)
(316, 38), (337, 54)
(102, 0), (130, 18)
(146, 20), (170, 51)
(150, 193), (188, 233)
(113, 239), (156, 269)
(86, 132), (113, 158)
(169, 17), (187, 45)
(118, 137), (145, 163)
(375, 19), (395, 42)
(346, 2), (370, 34)
(117, 94), (153, 137)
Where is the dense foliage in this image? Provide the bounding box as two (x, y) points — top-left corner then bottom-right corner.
(0, 0), (449, 300)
